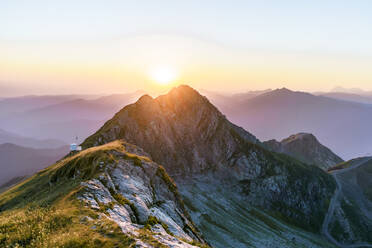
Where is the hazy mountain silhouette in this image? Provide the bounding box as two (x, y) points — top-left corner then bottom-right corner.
(0, 91), (144, 143)
(0, 128), (65, 149)
(0, 143), (68, 185)
(217, 88), (372, 160)
(319, 92), (372, 104)
(0, 94), (100, 117)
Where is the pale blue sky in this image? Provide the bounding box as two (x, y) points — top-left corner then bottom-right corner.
(1, 0), (372, 95)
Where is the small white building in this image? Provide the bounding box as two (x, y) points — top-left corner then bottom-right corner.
(70, 143), (82, 152)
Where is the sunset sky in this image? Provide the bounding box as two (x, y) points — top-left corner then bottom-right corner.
(1, 0), (372, 96)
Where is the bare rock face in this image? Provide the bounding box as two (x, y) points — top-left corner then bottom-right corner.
(58, 141), (205, 247)
(83, 85), (259, 176)
(82, 85), (336, 235)
(264, 133), (344, 170)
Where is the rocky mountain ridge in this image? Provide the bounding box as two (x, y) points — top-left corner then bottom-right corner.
(264, 133), (344, 170)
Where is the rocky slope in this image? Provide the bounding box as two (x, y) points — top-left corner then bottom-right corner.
(82, 85), (337, 246)
(264, 133), (343, 170)
(0, 140), (206, 247)
(326, 157), (372, 246)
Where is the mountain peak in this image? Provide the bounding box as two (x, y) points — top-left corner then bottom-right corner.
(136, 94), (153, 104)
(157, 84), (206, 106)
(82, 85), (259, 174)
(168, 84), (198, 95)
(273, 87), (293, 94)
(264, 132), (343, 170)
(282, 132), (316, 144)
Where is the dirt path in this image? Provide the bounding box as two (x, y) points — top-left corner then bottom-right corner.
(322, 157), (372, 248)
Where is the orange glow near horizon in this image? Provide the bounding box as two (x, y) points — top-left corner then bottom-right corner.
(1, 34), (372, 96)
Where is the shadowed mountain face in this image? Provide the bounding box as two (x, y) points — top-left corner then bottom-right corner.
(0, 143), (69, 185)
(218, 88), (372, 160)
(82, 85), (336, 242)
(264, 133), (344, 170)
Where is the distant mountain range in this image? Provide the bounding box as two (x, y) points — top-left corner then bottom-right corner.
(2, 88), (372, 160)
(0, 91), (144, 143)
(0, 94), (100, 117)
(205, 88), (372, 160)
(0, 143), (68, 186)
(0, 128), (65, 149)
(318, 92), (372, 104)
(328, 86), (372, 95)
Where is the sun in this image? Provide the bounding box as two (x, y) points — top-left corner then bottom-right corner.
(149, 66), (177, 85)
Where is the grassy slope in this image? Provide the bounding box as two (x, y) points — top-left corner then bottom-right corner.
(328, 157), (372, 172)
(0, 141), (199, 248)
(0, 141), (136, 247)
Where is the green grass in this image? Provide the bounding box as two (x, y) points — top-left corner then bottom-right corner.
(156, 166), (178, 196)
(108, 188), (139, 221)
(328, 157), (372, 172)
(0, 197), (136, 248)
(144, 216), (171, 235)
(0, 141), (139, 247)
(0, 140), (205, 247)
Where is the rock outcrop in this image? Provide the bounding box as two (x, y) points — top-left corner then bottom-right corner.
(264, 133), (343, 170)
